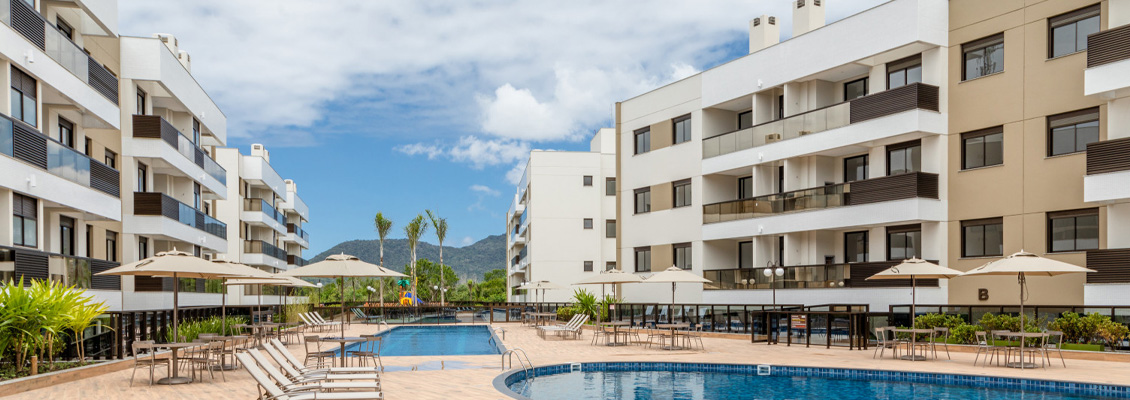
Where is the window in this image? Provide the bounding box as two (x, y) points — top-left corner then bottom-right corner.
(104, 150), (116, 169)
(673, 243), (692, 270)
(1049, 5), (1100, 58)
(1048, 107), (1099, 156)
(584, 261), (593, 272)
(1048, 209), (1099, 253)
(844, 77), (868, 101)
(962, 127), (1004, 169)
(962, 218), (1003, 257)
(963, 33), (1005, 80)
(12, 194), (37, 247)
(887, 55), (922, 89)
(605, 262), (616, 272)
(137, 163), (148, 192)
(634, 247), (652, 272)
(605, 220), (616, 238)
(138, 236), (149, 259)
(194, 182), (201, 209)
(84, 137), (92, 157)
(58, 118), (74, 148)
(634, 187), (651, 214)
(739, 241), (753, 269)
(634, 127), (651, 155)
(673, 179), (691, 208)
(777, 95), (785, 120)
(843, 155), (869, 182)
(105, 231), (118, 262)
(56, 18), (74, 40)
(605, 178), (616, 196)
(738, 177), (753, 199)
(192, 118), (201, 144)
(887, 224), (921, 261)
(11, 67), (37, 127)
(136, 89), (146, 115)
(887, 140), (921, 175)
(673, 115), (692, 144)
(844, 231), (869, 263)
(738, 111), (753, 130)
(583, 218), (593, 229)
(85, 225), (93, 258)
(60, 216), (75, 256)
(583, 175), (593, 186)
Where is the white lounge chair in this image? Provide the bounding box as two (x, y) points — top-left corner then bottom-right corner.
(310, 312), (344, 328)
(297, 313), (325, 332)
(266, 339), (378, 375)
(236, 353), (382, 400)
(538, 314), (589, 340)
(247, 349), (381, 392)
(536, 314), (581, 338)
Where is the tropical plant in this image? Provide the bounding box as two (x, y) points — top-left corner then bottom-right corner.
(403, 214), (429, 305)
(556, 306), (577, 322)
(1049, 312), (1100, 344)
(572, 289), (600, 322)
(374, 212), (394, 304)
(164, 316), (248, 343)
(912, 313), (965, 330)
(426, 209), (448, 305)
(403, 259), (458, 302)
(950, 323), (979, 344)
(0, 277), (109, 374)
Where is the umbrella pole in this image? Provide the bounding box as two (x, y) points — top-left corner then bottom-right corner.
(221, 278), (227, 335)
(173, 272), (179, 342)
(341, 276), (346, 338)
(911, 275), (917, 328)
(258, 284), (262, 323)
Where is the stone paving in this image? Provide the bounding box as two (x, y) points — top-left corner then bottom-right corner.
(4, 322), (1129, 399)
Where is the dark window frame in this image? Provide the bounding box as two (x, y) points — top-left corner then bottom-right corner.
(673, 242), (692, 270)
(11, 66), (37, 127)
(583, 261), (593, 272)
(738, 110), (753, 130)
(605, 178), (616, 196)
(60, 216), (75, 256)
(738, 176), (753, 199)
(136, 88), (146, 116)
(962, 126), (1005, 170)
(1047, 107), (1100, 156)
(605, 219), (616, 238)
(633, 127), (651, 155)
(137, 162), (148, 192)
(1047, 208), (1099, 253)
(583, 175), (593, 186)
(104, 150), (116, 169)
(886, 224), (922, 261)
(58, 117), (74, 148)
(138, 236), (149, 259)
(672, 179), (692, 208)
(583, 218), (593, 229)
(961, 217), (1004, 258)
(843, 154), (869, 182)
(105, 230), (118, 262)
(634, 187), (651, 214)
(886, 139), (922, 176)
(962, 33), (1005, 81)
(739, 241), (753, 269)
(634, 246), (652, 273)
(85, 224), (93, 258)
(672, 114), (692, 145)
(844, 230), (869, 263)
(84, 137), (92, 157)
(886, 54), (923, 90)
(55, 17), (74, 40)
(1048, 4), (1101, 59)
(844, 77), (869, 101)
(12, 193), (37, 248)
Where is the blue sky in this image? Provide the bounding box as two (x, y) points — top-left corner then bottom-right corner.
(118, 0), (885, 254)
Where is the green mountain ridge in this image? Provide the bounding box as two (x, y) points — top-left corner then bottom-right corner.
(309, 234), (507, 282)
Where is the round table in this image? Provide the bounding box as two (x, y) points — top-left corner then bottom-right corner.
(321, 336), (365, 367)
(527, 312), (557, 326)
(152, 342), (202, 385)
(600, 321), (631, 346)
(210, 335), (249, 370)
(892, 328), (934, 361)
(655, 323), (690, 350)
(1002, 332), (1047, 369)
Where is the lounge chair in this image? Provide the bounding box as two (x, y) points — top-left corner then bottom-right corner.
(538, 314), (589, 340)
(308, 312), (343, 328)
(235, 353), (383, 400)
(266, 339), (378, 375)
(298, 313), (325, 332)
(536, 314), (580, 338)
(247, 349), (381, 391)
(352, 308), (383, 324)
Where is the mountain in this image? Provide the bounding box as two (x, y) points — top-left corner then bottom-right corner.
(309, 234), (507, 282)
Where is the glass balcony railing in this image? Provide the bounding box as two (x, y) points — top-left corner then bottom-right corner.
(132, 116), (227, 185)
(244, 198), (286, 226)
(1, 113), (120, 197)
(702, 260), (936, 290)
(286, 255), (308, 267)
(244, 240), (286, 261)
(133, 192), (226, 239)
(287, 223), (309, 242)
(1, 245), (121, 290)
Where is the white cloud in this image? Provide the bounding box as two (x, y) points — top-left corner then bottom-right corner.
(470, 184), (500, 197)
(393, 143), (444, 159)
(460, 236), (474, 246)
(448, 137), (530, 169)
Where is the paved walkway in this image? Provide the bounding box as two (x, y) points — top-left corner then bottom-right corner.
(5, 322), (1128, 399)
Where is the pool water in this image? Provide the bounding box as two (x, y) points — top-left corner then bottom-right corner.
(508, 370), (1113, 400)
(338, 325), (501, 357)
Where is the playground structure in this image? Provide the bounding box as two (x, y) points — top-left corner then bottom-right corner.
(398, 278), (420, 305)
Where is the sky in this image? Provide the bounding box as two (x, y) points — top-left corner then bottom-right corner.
(118, 0), (887, 254)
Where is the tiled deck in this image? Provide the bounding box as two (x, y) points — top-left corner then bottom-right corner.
(5, 322), (1128, 399)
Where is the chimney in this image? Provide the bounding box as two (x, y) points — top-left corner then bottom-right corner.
(251, 144), (270, 162)
(152, 33), (178, 54)
(792, 0), (826, 37)
(749, 15), (780, 53)
(177, 50), (191, 72)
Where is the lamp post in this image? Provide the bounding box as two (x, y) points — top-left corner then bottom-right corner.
(763, 261), (785, 308)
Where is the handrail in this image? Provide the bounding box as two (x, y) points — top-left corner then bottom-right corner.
(501, 347), (533, 380)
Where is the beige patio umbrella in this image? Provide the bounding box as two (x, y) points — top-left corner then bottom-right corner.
(961, 251), (1096, 329)
(645, 266), (710, 321)
(574, 269), (643, 301)
(225, 276), (316, 326)
(867, 258), (963, 326)
(279, 254), (407, 337)
(209, 258), (275, 335)
(524, 280), (565, 304)
(95, 250), (252, 346)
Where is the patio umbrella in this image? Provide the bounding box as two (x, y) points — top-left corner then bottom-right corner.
(95, 250), (250, 344)
(573, 269), (643, 300)
(645, 266), (710, 322)
(960, 251), (1096, 330)
(209, 258), (274, 334)
(279, 254), (407, 337)
(225, 276), (316, 326)
(524, 280), (564, 304)
(867, 258), (962, 326)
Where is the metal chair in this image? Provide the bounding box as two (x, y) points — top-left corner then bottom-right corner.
(873, 327), (901, 359)
(931, 327), (951, 360)
(303, 335), (336, 367)
(347, 334), (384, 371)
(990, 330), (1015, 366)
(129, 340), (169, 387)
(1044, 330), (1067, 367)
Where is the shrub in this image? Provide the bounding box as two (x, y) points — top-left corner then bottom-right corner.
(912, 313), (965, 330)
(950, 323), (979, 344)
(1097, 319), (1130, 347)
(0, 277), (109, 373)
(572, 289), (601, 322)
(164, 316), (248, 342)
(556, 306), (576, 322)
(1051, 312), (1130, 346)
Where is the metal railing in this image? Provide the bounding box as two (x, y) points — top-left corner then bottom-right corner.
(287, 223), (310, 242)
(702, 261), (938, 290)
(1, 113), (120, 197)
(244, 240), (287, 261)
(245, 198), (287, 226)
(132, 115), (227, 185)
(133, 192), (227, 239)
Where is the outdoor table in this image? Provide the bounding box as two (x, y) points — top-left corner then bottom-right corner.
(892, 328), (933, 361)
(152, 342), (202, 385)
(1002, 332), (1047, 369)
(528, 312), (557, 326)
(322, 336), (365, 367)
(656, 323), (690, 350)
(600, 321), (631, 346)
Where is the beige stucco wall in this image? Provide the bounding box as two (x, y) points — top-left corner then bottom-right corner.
(651, 243), (673, 272)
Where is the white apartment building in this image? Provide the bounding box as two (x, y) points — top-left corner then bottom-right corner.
(507, 129), (616, 303)
(617, 0), (949, 310)
(0, 0), (310, 311)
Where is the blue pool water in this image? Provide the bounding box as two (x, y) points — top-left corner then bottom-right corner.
(339, 325), (501, 357)
(503, 364), (1127, 399)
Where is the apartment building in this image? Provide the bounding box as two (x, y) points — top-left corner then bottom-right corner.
(0, 0), (311, 311)
(616, 0), (950, 308)
(214, 144), (311, 307)
(507, 129), (616, 303)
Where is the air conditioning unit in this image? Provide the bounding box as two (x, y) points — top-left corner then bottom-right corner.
(799, 130), (812, 136)
(203, 253), (213, 261)
(765, 133), (782, 143)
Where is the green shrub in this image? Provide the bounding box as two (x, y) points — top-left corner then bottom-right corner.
(912, 313), (965, 330)
(556, 306), (576, 322)
(0, 277), (109, 373)
(571, 289), (601, 322)
(950, 323), (979, 344)
(1051, 312), (1130, 346)
(164, 316), (248, 342)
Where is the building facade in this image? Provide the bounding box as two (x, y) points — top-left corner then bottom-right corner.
(0, 0), (311, 311)
(507, 129), (616, 303)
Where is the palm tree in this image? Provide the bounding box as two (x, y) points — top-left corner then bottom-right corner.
(374, 212), (393, 309)
(404, 214), (428, 306)
(426, 210), (449, 306)
(466, 279), (476, 302)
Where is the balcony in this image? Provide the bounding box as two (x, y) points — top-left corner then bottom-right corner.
(132, 115), (227, 187)
(286, 255), (308, 267)
(284, 223), (310, 248)
(1083, 137), (1130, 202)
(243, 198), (286, 233)
(1085, 249), (1130, 284)
(703, 260), (937, 290)
(279, 192), (309, 222)
(133, 192), (227, 240)
(1085, 24), (1130, 97)
(243, 240), (286, 269)
(704, 172), (938, 224)
(703, 83), (939, 160)
(241, 156), (286, 198)
(0, 245), (120, 290)
(2, 0), (118, 104)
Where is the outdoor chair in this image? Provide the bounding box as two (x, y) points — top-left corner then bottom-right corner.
(990, 330), (1015, 366)
(1019, 333), (1048, 369)
(536, 314), (581, 338)
(248, 349), (381, 390)
(266, 339), (380, 375)
(310, 312), (343, 328)
(590, 324), (610, 346)
(681, 329), (705, 350)
(235, 352), (383, 400)
(973, 331), (993, 366)
(129, 340), (169, 387)
(931, 327), (951, 360)
(347, 334), (385, 370)
(872, 327), (901, 359)
(187, 340), (226, 382)
(303, 335), (336, 367)
(1044, 330), (1067, 367)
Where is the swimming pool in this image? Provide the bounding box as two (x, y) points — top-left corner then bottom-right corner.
(497, 362), (1130, 399)
(337, 325), (502, 357)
